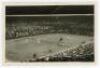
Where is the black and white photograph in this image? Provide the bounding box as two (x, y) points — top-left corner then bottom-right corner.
(5, 4), (94, 63)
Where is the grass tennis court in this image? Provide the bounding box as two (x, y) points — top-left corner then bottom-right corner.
(6, 33), (93, 62)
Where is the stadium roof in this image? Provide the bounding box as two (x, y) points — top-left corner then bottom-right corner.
(6, 5), (94, 15)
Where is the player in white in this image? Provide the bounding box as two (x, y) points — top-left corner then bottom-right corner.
(58, 37), (65, 46)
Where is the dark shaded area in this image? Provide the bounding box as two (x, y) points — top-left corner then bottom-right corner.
(33, 54), (94, 62)
(6, 5), (94, 15)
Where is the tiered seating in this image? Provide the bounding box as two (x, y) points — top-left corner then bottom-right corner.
(28, 40), (94, 62)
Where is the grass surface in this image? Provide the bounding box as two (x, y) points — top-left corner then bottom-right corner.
(6, 34), (93, 62)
